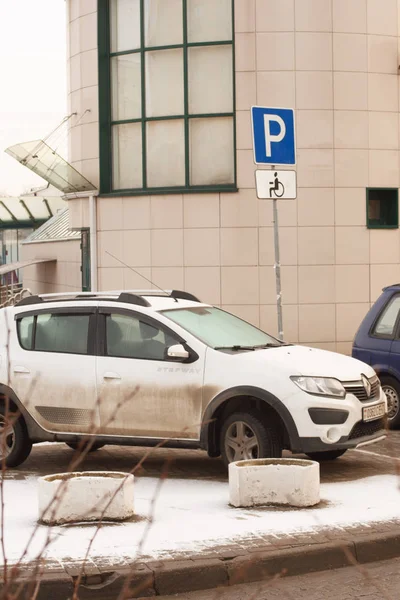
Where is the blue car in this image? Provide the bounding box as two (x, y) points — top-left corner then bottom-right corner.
(353, 284), (400, 428)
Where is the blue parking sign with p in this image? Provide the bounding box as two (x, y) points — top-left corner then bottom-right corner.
(251, 107), (296, 166)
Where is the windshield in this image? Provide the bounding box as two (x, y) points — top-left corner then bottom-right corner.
(160, 307), (282, 349)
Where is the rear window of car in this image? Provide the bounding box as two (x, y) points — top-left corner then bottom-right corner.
(17, 313), (90, 355)
(372, 295), (400, 337)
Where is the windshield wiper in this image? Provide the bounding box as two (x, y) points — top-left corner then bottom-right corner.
(214, 345), (257, 351)
(215, 342), (293, 351)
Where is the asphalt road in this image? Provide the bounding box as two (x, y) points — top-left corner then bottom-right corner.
(7, 430), (400, 483)
(145, 557), (400, 600)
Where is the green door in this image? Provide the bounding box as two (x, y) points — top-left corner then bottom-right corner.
(81, 229), (91, 292)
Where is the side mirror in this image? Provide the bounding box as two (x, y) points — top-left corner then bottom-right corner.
(166, 344), (190, 361)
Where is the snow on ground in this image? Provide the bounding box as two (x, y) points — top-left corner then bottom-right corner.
(3, 473), (400, 565)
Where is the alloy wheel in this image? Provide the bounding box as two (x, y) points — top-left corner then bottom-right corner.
(224, 420), (260, 463)
(382, 385), (400, 421)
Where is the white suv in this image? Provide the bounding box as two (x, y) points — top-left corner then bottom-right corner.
(0, 290), (388, 468)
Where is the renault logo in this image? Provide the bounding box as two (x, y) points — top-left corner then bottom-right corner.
(361, 374), (372, 398)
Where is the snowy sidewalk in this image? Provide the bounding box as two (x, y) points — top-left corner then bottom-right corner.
(2, 471), (400, 598)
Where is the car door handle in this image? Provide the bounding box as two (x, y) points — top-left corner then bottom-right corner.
(14, 366), (30, 374)
(103, 372), (121, 380)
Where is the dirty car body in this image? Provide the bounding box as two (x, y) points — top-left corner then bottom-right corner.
(0, 290), (388, 467)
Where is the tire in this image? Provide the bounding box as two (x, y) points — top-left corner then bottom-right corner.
(306, 449), (347, 462)
(0, 408), (32, 468)
(66, 441), (105, 453)
(220, 411), (283, 467)
(380, 376), (400, 429)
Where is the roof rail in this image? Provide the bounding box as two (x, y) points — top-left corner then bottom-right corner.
(13, 289), (200, 308)
(170, 290), (200, 302)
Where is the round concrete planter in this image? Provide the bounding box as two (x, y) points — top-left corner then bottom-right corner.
(229, 458), (320, 508)
(38, 471), (134, 525)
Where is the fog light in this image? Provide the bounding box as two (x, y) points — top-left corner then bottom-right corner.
(325, 427), (341, 444)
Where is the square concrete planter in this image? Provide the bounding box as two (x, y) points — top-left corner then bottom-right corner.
(229, 458), (320, 508)
(38, 471), (134, 525)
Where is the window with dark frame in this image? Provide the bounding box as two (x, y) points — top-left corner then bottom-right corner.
(367, 188), (399, 229)
(98, 0), (236, 195)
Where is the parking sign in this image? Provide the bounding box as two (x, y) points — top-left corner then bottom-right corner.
(251, 107), (296, 166)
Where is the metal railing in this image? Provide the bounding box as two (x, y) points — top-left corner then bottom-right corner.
(0, 284), (33, 308)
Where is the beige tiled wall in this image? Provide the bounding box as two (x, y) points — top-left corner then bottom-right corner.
(21, 240), (81, 294)
(61, 0), (400, 354)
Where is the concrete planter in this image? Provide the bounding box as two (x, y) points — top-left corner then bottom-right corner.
(229, 458), (320, 508)
(38, 471), (134, 525)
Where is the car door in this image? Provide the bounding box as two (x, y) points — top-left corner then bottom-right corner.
(370, 294), (400, 375)
(386, 296), (400, 377)
(95, 306), (205, 440)
(11, 306), (99, 434)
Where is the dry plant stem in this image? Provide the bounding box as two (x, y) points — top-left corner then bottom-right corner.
(4, 388), (140, 598)
(116, 455), (173, 600)
(72, 441), (176, 597)
(0, 310), (12, 586)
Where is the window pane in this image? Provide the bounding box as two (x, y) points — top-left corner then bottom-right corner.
(35, 314), (89, 355)
(373, 296), (400, 337)
(111, 54), (141, 121)
(188, 45), (233, 114)
(18, 316), (34, 350)
(110, 0), (141, 52)
(107, 314), (177, 360)
(189, 117), (234, 186)
(112, 123), (143, 190)
(147, 120), (185, 187)
(146, 49), (184, 117)
(144, 0), (183, 47)
(187, 0), (232, 43)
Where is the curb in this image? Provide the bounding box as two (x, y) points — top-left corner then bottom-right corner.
(4, 531), (400, 598)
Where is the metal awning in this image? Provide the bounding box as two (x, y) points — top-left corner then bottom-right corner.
(0, 259), (56, 276)
(5, 140), (95, 194)
(23, 208), (81, 244)
(0, 196), (65, 229)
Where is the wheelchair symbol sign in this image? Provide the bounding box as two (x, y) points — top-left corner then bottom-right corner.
(269, 172), (285, 198)
(255, 170), (297, 200)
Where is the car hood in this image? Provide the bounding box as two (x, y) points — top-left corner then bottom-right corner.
(240, 344), (375, 381)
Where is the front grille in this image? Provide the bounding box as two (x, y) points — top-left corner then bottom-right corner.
(348, 418), (386, 440)
(344, 378), (381, 403)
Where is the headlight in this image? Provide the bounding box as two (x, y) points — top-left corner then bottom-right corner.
(291, 376), (346, 399)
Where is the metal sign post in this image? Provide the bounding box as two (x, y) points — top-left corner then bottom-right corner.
(251, 106), (297, 342)
(272, 193), (283, 341)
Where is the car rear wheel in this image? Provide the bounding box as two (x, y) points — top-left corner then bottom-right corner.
(220, 411), (283, 467)
(0, 408), (32, 468)
(306, 449), (347, 461)
(66, 441), (105, 453)
(380, 376), (400, 429)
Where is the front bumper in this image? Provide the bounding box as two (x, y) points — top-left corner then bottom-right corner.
(296, 416), (387, 454)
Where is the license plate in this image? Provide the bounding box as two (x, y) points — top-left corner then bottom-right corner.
(363, 403), (386, 423)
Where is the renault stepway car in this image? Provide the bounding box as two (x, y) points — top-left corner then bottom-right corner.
(0, 290), (387, 468)
(353, 284), (400, 428)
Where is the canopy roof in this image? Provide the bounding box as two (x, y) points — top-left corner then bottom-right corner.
(0, 196), (65, 229)
(6, 140), (95, 194)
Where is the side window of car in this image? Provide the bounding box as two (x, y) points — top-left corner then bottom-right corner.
(35, 313), (90, 354)
(372, 295), (400, 338)
(17, 315), (34, 350)
(106, 313), (178, 361)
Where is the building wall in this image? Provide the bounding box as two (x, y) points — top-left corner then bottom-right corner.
(65, 0), (400, 354)
(22, 240), (82, 294)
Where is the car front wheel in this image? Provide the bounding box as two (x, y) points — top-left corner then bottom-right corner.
(220, 411), (282, 467)
(380, 376), (400, 429)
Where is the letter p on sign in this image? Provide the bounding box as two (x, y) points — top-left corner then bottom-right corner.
(251, 107), (296, 166)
